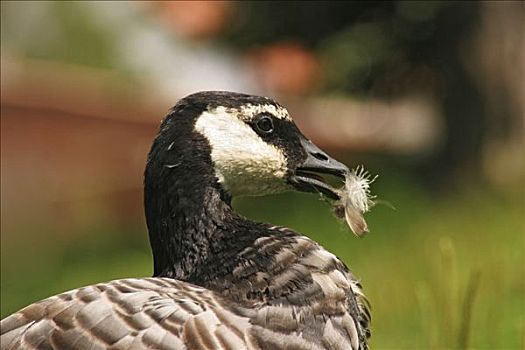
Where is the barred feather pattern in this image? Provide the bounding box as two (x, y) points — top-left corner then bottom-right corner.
(1, 233), (370, 350)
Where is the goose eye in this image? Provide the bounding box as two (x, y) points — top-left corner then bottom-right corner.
(256, 116), (274, 133)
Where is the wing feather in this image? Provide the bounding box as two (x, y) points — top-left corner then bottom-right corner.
(1, 278), (261, 350)
(2, 234), (370, 349)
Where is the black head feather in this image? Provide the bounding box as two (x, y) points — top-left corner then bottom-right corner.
(174, 91), (283, 112)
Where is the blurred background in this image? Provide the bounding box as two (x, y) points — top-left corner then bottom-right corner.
(1, 1), (523, 348)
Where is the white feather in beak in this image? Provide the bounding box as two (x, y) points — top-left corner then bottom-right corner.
(333, 166), (376, 237)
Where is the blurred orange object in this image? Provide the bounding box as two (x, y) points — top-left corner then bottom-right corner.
(247, 42), (321, 95)
(156, 1), (232, 39)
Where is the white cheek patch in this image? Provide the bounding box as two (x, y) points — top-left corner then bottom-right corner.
(194, 107), (289, 196)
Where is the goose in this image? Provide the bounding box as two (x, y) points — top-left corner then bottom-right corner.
(1, 91), (372, 350)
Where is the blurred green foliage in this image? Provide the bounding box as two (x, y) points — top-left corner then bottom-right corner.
(2, 177), (523, 349)
(0, 1), (115, 68)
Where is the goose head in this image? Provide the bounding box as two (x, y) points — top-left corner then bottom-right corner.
(154, 91), (349, 200)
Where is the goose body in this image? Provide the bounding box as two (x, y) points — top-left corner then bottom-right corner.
(1, 91), (371, 349)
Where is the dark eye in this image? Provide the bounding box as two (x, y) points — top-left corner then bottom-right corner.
(256, 116), (274, 133)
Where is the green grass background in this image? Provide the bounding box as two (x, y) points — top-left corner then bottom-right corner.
(1, 176), (523, 349)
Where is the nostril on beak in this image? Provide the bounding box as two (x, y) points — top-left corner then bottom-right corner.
(311, 152), (329, 162)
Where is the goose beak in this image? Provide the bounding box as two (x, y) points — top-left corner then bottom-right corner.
(291, 137), (349, 200)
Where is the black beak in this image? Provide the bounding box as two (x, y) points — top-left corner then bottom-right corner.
(291, 137), (349, 200)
